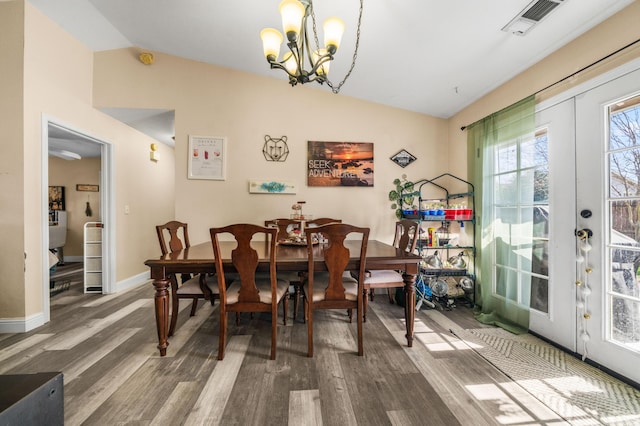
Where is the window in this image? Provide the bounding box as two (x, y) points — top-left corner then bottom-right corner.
(491, 130), (549, 312)
(608, 94), (640, 349)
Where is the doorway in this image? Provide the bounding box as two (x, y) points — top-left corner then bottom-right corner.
(42, 118), (115, 323)
(532, 62), (640, 384)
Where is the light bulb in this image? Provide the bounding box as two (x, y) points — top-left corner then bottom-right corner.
(580, 240), (592, 252)
(582, 286), (591, 296)
(576, 254), (584, 263)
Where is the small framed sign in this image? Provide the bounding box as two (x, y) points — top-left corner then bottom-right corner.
(188, 135), (227, 180)
(76, 184), (99, 192)
(390, 149), (416, 168)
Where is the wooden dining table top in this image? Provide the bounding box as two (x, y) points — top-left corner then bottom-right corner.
(144, 239), (421, 276)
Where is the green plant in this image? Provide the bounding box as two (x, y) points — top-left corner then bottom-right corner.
(389, 174), (417, 219)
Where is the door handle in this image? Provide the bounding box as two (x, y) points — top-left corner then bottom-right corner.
(575, 228), (593, 239)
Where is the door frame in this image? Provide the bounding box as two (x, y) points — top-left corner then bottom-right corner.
(41, 115), (116, 323)
(537, 57), (640, 113)
(534, 57), (640, 383)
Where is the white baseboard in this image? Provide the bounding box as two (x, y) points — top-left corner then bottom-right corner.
(63, 255), (83, 263)
(115, 270), (151, 293)
(0, 312), (46, 333)
(1, 271), (151, 334)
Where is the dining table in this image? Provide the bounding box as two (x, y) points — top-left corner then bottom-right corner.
(144, 239), (421, 356)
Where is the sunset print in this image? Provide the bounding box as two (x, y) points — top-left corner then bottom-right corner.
(307, 141), (374, 187)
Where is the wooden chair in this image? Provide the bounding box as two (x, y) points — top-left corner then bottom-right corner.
(264, 218), (298, 240)
(210, 224), (289, 360)
(363, 219), (420, 322)
(293, 218), (343, 320)
(265, 218), (304, 318)
(359, 219), (419, 322)
(156, 220), (218, 337)
(302, 223), (369, 357)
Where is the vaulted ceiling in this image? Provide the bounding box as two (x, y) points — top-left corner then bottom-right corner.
(31, 0), (635, 154)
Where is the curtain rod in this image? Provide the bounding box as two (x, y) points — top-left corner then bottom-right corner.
(460, 36), (640, 131)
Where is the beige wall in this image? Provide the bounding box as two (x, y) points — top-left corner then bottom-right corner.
(93, 50), (449, 245)
(449, 1), (640, 181)
(48, 157), (101, 256)
(0, 1), (26, 318)
(0, 2), (176, 324)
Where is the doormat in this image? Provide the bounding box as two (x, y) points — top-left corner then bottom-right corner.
(451, 327), (640, 425)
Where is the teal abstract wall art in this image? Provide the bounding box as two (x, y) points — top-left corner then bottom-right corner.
(249, 180), (297, 194)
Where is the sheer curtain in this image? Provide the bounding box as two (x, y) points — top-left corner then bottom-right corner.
(467, 96), (536, 333)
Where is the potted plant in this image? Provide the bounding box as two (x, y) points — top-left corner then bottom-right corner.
(389, 174), (418, 219)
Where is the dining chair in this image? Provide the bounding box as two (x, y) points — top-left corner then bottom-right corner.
(265, 218), (305, 318)
(156, 220), (218, 337)
(264, 218), (298, 240)
(293, 218), (343, 320)
(210, 224), (289, 360)
(358, 219), (419, 322)
(302, 223), (369, 357)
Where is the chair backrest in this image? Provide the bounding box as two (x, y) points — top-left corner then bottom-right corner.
(306, 218), (342, 227)
(393, 219), (420, 254)
(305, 223), (369, 300)
(306, 218), (342, 242)
(156, 220), (191, 255)
(264, 218), (298, 241)
(210, 224), (278, 303)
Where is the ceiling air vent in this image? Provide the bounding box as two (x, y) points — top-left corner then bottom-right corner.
(502, 0), (566, 36)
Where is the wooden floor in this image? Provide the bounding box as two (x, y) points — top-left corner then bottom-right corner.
(1, 278), (574, 425)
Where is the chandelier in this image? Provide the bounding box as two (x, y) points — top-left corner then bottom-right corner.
(260, 0), (363, 94)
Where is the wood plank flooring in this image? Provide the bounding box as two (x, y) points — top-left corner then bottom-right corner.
(1, 280), (577, 425)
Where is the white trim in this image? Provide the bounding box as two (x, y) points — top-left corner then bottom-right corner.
(2, 272), (148, 333)
(116, 271), (151, 293)
(537, 57), (640, 112)
(41, 116), (51, 324)
(0, 312), (46, 333)
(42, 115), (116, 314)
(102, 142), (117, 294)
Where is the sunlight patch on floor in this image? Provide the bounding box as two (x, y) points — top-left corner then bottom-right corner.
(542, 375), (606, 397)
(411, 316), (481, 352)
(601, 414), (640, 424)
(516, 378), (591, 416)
(466, 382), (569, 425)
(466, 383), (537, 424)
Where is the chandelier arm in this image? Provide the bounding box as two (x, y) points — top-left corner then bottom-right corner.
(269, 52), (302, 86)
(287, 39), (304, 74)
(304, 12), (317, 70)
(308, 57), (331, 77)
(325, 0), (363, 94)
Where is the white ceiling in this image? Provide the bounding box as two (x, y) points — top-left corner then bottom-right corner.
(33, 0), (635, 155)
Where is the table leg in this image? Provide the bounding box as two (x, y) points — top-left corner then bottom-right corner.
(402, 272), (416, 347)
(153, 276), (170, 356)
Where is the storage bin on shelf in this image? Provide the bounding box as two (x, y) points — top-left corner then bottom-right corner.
(398, 173), (476, 308)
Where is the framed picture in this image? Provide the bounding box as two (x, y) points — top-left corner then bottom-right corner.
(76, 184), (99, 192)
(48, 186), (65, 210)
(249, 179), (297, 194)
(307, 141), (374, 187)
(188, 135), (226, 180)
(390, 149), (417, 168)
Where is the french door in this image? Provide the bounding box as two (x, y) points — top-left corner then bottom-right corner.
(532, 65), (640, 384)
(529, 98), (576, 351)
(575, 67), (640, 384)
